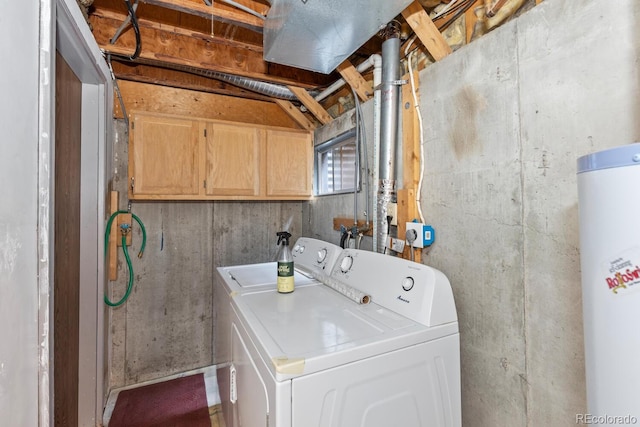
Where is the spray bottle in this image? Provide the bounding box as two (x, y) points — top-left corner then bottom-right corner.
(276, 231), (294, 293)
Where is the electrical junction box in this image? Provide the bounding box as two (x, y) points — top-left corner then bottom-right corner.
(406, 222), (435, 248)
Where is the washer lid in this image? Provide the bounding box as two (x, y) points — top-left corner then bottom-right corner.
(577, 142), (640, 173)
(221, 262), (318, 290)
(232, 285), (458, 381)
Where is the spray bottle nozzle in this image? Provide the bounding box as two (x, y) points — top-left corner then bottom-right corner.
(276, 231), (292, 245)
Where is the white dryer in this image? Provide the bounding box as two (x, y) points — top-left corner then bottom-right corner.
(214, 237), (343, 427)
(225, 248), (461, 427)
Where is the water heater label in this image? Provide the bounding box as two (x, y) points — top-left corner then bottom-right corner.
(602, 247), (640, 295)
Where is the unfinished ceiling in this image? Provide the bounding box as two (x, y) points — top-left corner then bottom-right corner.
(85, 0), (539, 125)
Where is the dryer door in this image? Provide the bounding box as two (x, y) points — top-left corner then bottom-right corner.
(231, 322), (270, 427)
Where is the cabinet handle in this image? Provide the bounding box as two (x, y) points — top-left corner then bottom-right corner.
(131, 177), (135, 194)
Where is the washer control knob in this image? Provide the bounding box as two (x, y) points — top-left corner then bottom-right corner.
(298, 245), (305, 253)
(402, 277), (415, 291)
(293, 244), (300, 253)
(317, 248), (327, 263)
(340, 256), (353, 273)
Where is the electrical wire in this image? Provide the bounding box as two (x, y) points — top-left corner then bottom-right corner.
(123, 0), (141, 60)
(108, 0), (141, 61)
(400, 0), (476, 62)
(405, 229), (417, 261)
(106, 53), (130, 130)
(352, 87), (360, 228)
(203, 0), (266, 20)
(358, 90), (371, 231)
(436, 0), (477, 31)
(354, 86), (371, 233)
(407, 49), (426, 224)
(431, 0), (461, 19)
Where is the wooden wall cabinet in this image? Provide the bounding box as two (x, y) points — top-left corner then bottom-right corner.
(128, 112), (313, 200)
(265, 128), (313, 198)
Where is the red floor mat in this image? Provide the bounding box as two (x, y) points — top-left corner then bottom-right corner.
(109, 373), (211, 427)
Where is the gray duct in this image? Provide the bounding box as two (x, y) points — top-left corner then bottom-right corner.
(170, 63), (304, 100)
(198, 70), (301, 100)
(116, 56), (315, 100)
(376, 28), (401, 254)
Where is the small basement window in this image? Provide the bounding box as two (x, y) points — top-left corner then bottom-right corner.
(315, 130), (358, 196)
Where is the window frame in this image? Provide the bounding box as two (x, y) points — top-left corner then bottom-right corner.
(314, 129), (360, 196)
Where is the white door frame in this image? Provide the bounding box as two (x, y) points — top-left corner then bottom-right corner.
(40, 1), (113, 425)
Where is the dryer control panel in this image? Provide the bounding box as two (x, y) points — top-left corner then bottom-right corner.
(329, 249), (458, 327)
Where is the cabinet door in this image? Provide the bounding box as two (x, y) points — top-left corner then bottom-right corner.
(205, 123), (262, 197)
(129, 113), (202, 198)
(265, 128), (313, 198)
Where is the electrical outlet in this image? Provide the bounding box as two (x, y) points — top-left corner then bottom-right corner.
(406, 222), (424, 248)
(406, 222), (436, 248)
(388, 202), (398, 226)
(386, 236), (406, 253)
(391, 237), (405, 253)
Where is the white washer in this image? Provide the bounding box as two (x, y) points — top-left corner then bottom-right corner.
(214, 237), (343, 426)
(225, 248), (461, 427)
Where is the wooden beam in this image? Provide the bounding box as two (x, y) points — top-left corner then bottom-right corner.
(109, 191), (118, 281)
(465, 0), (481, 44)
(91, 14), (332, 88)
(402, 71), (421, 192)
(400, 70), (422, 263)
(397, 189), (420, 262)
(110, 60), (277, 102)
(401, 1), (452, 61)
(336, 60), (372, 102)
(332, 218), (373, 237)
(274, 100), (316, 131)
(114, 80), (300, 128)
(140, 0), (265, 32)
(287, 86), (333, 125)
(92, 8), (263, 53)
(487, 0), (509, 17)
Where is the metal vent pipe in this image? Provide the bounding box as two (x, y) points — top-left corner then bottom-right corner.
(376, 25), (401, 253)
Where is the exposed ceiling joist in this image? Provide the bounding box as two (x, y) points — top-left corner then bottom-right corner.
(92, 8), (263, 52)
(86, 0), (535, 127)
(336, 60), (372, 102)
(287, 86), (333, 125)
(91, 13), (333, 87)
(140, 0), (265, 32)
(274, 99), (316, 131)
(402, 0), (452, 61)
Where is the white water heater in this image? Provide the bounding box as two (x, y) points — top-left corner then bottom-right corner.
(577, 142), (640, 422)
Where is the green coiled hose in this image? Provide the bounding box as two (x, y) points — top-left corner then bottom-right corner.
(104, 210), (147, 307)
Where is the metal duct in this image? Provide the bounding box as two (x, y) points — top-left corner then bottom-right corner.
(114, 56), (315, 100)
(376, 28), (401, 254)
(200, 70), (301, 100)
(263, 0), (413, 74)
